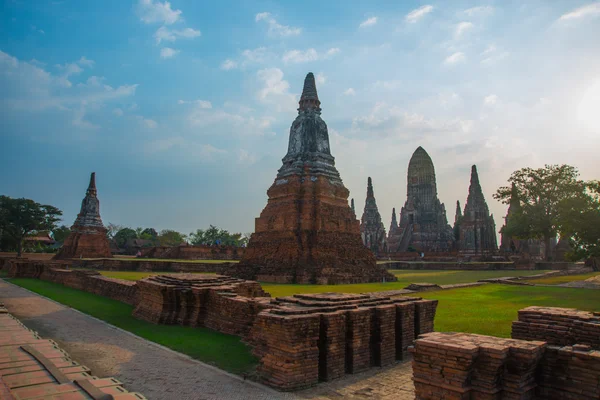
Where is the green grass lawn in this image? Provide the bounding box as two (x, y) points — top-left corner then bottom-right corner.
(261, 270), (550, 298)
(527, 272), (600, 285)
(419, 284), (600, 337)
(7, 278), (257, 375)
(100, 271), (216, 281)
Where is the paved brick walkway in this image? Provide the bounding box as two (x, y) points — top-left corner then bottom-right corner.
(0, 279), (415, 399)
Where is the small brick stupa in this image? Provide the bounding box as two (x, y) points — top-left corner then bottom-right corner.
(234, 73), (395, 284)
(54, 172), (112, 259)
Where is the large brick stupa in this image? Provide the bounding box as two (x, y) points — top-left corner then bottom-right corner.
(54, 172), (112, 259)
(233, 73), (396, 284)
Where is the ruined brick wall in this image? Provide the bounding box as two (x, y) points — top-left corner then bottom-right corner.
(247, 294), (438, 391)
(73, 258), (237, 274)
(7, 261), (138, 305)
(512, 306), (600, 349)
(140, 245), (245, 260)
(383, 261), (517, 270)
(412, 307), (600, 400)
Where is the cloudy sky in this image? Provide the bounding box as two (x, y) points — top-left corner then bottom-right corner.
(1, 0), (599, 238)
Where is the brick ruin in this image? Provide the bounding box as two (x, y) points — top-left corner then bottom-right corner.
(234, 73), (395, 284)
(454, 165), (498, 254)
(360, 177), (388, 256)
(54, 172), (112, 260)
(6, 260), (436, 391)
(412, 306), (600, 400)
(140, 244), (245, 260)
(387, 146), (455, 253)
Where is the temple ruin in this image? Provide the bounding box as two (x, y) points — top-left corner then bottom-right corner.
(455, 165), (498, 254)
(233, 73), (395, 284)
(387, 146), (454, 253)
(54, 172), (112, 260)
(359, 177), (388, 255)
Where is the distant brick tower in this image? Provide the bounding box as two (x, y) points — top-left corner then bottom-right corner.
(234, 73), (395, 284)
(360, 177), (388, 256)
(458, 165), (497, 254)
(54, 172), (112, 259)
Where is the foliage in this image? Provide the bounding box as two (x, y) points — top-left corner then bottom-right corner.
(9, 279), (258, 375)
(106, 223), (124, 239)
(113, 227), (137, 248)
(0, 196), (62, 256)
(52, 225), (71, 243)
(494, 164), (588, 260)
(188, 225), (249, 247)
(157, 229), (187, 246)
(557, 180), (600, 265)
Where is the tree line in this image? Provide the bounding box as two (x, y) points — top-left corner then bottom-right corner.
(1, 164), (599, 263)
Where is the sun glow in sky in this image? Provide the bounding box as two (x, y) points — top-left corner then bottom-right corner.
(1, 1), (600, 239)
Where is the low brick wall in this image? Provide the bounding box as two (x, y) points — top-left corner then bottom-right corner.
(141, 245), (245, 260)
(383, 261), (517, 270)
(412, 306), (600, 400)
(512, 306), (600, 349)
(247, 294), (438, 391)
(8, 260), (138, 305)
(72, 258), (237, 274)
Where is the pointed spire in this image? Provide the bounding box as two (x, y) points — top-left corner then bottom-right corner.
(351, 198), (355, 214)
(367, 177), (374, 198)
(298, 72), (321, 112)
(390, 207), (398, 230)
(470, 165), (480, 186)
(455, 200), (462, 224)
(87, 172), (97, 196)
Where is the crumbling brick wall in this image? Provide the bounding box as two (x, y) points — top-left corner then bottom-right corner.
(412, 307), (600, 400)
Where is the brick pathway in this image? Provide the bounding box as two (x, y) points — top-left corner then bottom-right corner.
(0, 279), (415, 400)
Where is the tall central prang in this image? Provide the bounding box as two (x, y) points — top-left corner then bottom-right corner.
(234, 73), (395, 284)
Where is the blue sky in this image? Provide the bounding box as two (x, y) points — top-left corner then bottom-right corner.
(1, 0), (600, 238)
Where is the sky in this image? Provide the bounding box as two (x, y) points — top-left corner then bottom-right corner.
(1, 0), (600, 239)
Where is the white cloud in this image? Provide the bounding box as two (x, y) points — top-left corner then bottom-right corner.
(282, 48), (318, 64)
(359, 17), (377, 28)
(72, 106), (99, 130)
(137, 116), (158, 128)
(344, 88), (356, 96)
(484, 94), (498, 106)
(137, 0), (182, 25)
(325, 47), (341, 57)
(154, 26), (201, 44)
(221, 59), (237, 70)
(444, 52), (466, 65)
(113, 108), (124, 116)
(559, 3), (600, 21)
(405, 5), (434, 23)
(480, 45), (509, 65)
(372, 80), (402, 91)
(160, 47), (179, 58)
(255, 12), (301, 37)
(144, 136), (184, 154)
(455, 22), (474, 38)
(178, 99), (212, 108)
(242, 47), (268, 63)
(316, 73), (326, 85)
(282, 47), (340, 64)
(238, 149), (258, 165)
(256, 68), (296, 112)
(461, 6), (494, 17)
(77, 56), (95, 67)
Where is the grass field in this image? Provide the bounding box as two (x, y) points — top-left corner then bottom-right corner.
(7, 279), (257, 375)
(419, 284), (600, 337)
(99, 269), (550, 296)
(527, 272), (600, 285)
(261, 270), (550, 297)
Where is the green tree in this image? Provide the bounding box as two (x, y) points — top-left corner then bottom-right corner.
(106, 223), (124, 239)
(558, 181), (600, 269)
(0, 196), (62, 256)
(494, 165), (587, 261)
(188, 229), (207, 245)
(114, 228), (137, 248)
(157, 229), (187, 246)
(141, 228), (158, 241)
(52, 225), (71, 243)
